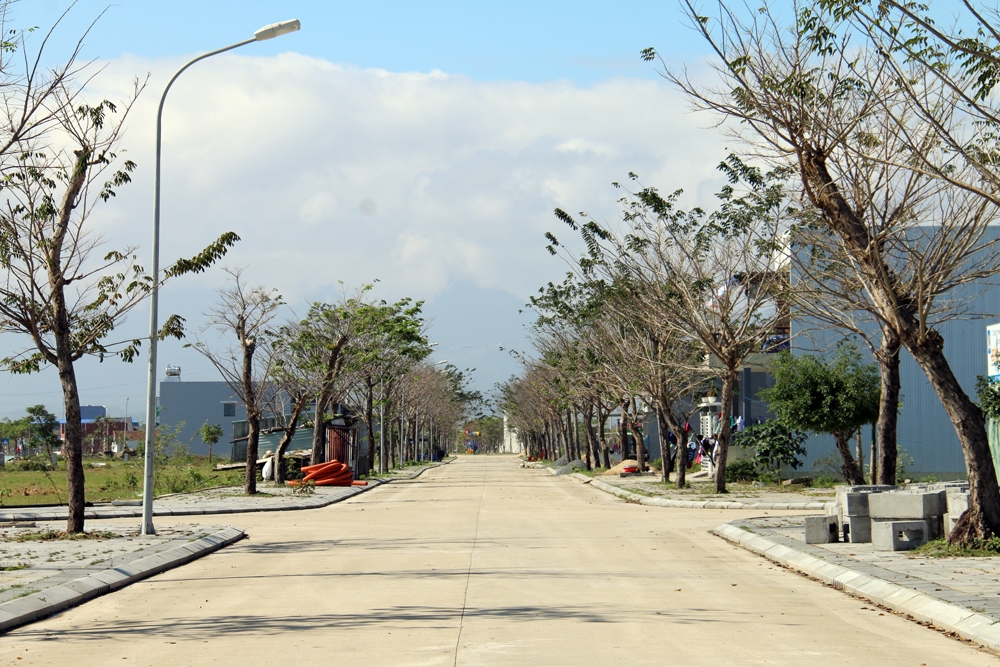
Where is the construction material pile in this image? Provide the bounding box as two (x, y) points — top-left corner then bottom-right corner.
(288, 460), (367, 487)
(603, 459), (639, 475)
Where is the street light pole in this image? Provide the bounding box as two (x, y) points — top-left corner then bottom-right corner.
(140, 19), (301, 536)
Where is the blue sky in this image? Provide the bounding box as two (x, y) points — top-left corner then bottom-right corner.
(0, 1), (728, 420)
(23, 1), (707, 84)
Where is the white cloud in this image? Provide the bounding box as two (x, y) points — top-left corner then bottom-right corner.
(0, 52), (729, 416)
(85, 52), (726, 301)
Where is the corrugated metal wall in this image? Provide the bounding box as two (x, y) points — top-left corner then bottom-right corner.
(792, 256), (1000, 476)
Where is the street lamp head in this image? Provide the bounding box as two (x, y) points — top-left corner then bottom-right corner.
(435, 360), (448, 365)
(254, 19), (301, 41)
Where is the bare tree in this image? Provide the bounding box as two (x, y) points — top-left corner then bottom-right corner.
(661, 1), (1000, 542)
(266, 319), (318, 485)
(549, 160), (791, 491)
(190, 268), (283, 494)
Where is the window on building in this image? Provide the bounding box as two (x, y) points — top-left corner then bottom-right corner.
(223, 402), (236, 417)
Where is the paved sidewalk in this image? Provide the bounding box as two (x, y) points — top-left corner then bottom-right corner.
(715, 515), (1000, 652)
(0, 460), (448, 523)
(0, 523), (243, 632)
(578, 474), (831, 511)
(0, 522), (229, 604)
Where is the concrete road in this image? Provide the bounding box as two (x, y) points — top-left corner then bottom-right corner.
(2, 456), (995, 666)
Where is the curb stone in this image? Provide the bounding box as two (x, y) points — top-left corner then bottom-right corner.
(0, 526), (245, 634)
(0, 459), (454, 524)
(581, 476), (832, 511)
(712, 521), (1000, 653)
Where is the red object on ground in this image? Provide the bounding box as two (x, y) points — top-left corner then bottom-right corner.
(289, 459), (355, 486)
(303, 461), (346, 482)
(622, 466), (638, 473)
(351, 480), (368, 486)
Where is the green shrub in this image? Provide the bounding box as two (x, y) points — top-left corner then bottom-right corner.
(8, 457), (53, 472)
(726, 457), (759, 483)
(896, 448), (914, 483)
(812, 475), (841, 488)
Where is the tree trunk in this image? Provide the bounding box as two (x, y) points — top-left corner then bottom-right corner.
(618, 398), (628, 463)
(855, 429), (865, 482)
(905, 333), (1000, 543)
(629, 397), (647, 473)
(573, 410), (582, 463)
(365, 379), (375, 475)
(875, 334), (901, 486)
(48, 151), (89, 533)
(714, 371), (736, 493)
(245, 413), (260, 495)
(56, 345), (85, 533)
(655, 403), (672, 484)
(583, 404), (597, 471)
(597, 404), (611, 469)
(834, 430), (865, 485)
(310, 394), (329, 465)
(274, 398), (307, 485)
(869, 424), (877, 487)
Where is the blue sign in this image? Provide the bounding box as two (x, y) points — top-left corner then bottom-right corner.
(1, 438), (8, 446)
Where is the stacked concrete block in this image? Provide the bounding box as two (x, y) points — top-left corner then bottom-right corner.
(868, 490), (946, 550)
(804, 516), (839, 544)
(817, 485), (964, 549)
(872, 519), (929, 551)
(833, 485), (892, 544)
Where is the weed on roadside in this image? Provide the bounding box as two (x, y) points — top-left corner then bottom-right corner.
(10, 529), (120, 542)
(0, 562), (29, 570)
(913, 537), (1000, 558)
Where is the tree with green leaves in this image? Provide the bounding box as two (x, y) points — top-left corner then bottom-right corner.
(197, 422), (224, 465)
(658, 0), (1000, 544)
(345, 297), (430, 474)
(0, 21), (238, 531)
(25, 405), (60, 456)
(761, 343), (879, 484)
(732, 421), (807, 482)
(547, 157), (792, 492)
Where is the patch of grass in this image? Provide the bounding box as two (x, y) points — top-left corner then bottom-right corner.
(0, 456), (243, 506)
(811, 475), (842, 488)
(11, 529), (119, 542)
(913, 537), (1000, 558)
(0, 562), (29, 570)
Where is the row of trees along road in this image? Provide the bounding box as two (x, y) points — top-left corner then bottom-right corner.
(505, 0), (1000, 546)
(0, 6), (477, 530)
(0, 8), (239, 533)
(190, 272), (476, 494)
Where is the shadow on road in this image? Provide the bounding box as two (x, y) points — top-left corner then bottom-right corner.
(19, 604), (653, 641)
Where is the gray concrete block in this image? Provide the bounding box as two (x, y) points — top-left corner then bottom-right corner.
(842, 493), (871, 516)
(946, 491), (969, 516)
(804, 515), (839, 543)
(868, 491), (945, 519)
(927, 515), (944, 540)
(843, 515), (872, 543)
(872, 519), (929, 551)
(835, 485), (893, 508)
